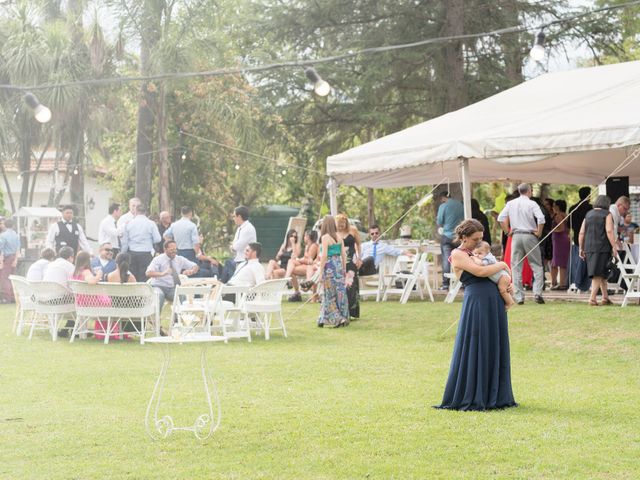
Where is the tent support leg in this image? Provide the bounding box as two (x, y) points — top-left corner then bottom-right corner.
(328, 177), (338, 216)
(459, 157), (472, 219)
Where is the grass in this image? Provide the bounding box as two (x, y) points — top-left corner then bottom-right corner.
(1, 299), (639, 479)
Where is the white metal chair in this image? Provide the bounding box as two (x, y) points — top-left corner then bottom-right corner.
(178, 277), (230, 338)
(170, 284), (214, 336)
(382, 253), (434, 303)
(68, 281), (159, 344)
(621, 260), (640, 307)
(30, 281), (76, 341)
(241, 278), (289, 340)
(617, 243), (637, 292)
(9, 275), (36, 335)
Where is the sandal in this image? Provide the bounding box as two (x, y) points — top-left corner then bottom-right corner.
(300, 280), (314, 292)
(588, 299), (599, 306)
(601, 298), (613, 306)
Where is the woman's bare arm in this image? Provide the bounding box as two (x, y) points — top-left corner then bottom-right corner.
(450, 249), (509, 278)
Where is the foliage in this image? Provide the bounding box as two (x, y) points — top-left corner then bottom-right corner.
(1, 300), (640, 478)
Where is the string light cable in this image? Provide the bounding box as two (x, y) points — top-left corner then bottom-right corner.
(0, 0), (639, 93)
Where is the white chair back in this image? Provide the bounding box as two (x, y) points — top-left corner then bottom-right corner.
(68, 281), (156, 318)
(243, 278), (288, 313)
(9, 275), (36, 309)
(31, 281), (76, 315)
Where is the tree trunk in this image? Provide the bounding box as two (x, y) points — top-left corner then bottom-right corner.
(135, 0), (162, 208)
(19, 136), (31, 208)
(443, 0), (467, 112)
(500, 0), (524, 87)
(157, 83), (171, 212)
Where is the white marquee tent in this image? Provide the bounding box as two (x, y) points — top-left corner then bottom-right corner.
(326, 60), (640, 217)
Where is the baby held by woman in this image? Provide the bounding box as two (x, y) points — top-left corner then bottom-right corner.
(472, 241), (515, 310)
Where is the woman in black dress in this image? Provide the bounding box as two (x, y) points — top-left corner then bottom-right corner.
(437, 219), (517, 411)
(578, 195), (618, 306)
(336, 214), (361, 319)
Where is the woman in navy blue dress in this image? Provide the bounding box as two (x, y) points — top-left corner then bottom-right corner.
(437, 219), (517, 411)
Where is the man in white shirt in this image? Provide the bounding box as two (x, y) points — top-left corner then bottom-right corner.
(46, 205), (91, 255)
(42, 246), (76, 287)
(98, 203), (122, 255)
(227, 243), (265, 287)
(116, 197), (141, 238)
(609, 195), (630, 250)
(26, 248), (56, 282)
(498, 183), (546, 305)
(221, 205), (257, 282)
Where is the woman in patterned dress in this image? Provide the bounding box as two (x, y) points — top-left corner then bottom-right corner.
(317, 215), (349, 328)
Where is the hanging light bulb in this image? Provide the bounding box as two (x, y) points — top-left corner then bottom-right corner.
(23, 92), (52, 123)
(181, 153), (187, 160)
(73, 167), (79, 175)
(17, 173), (22, 180)
(234, 164), (240, 170)
(128, 158), (134, 165)
(529, 30), (546, 62)
(304, 67), (331, 97)
(281, 169), (287, 176)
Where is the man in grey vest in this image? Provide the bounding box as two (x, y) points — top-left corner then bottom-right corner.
(498, 183), (546, 305)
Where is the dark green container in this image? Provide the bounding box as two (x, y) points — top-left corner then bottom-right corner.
(251, 205), (303, 261)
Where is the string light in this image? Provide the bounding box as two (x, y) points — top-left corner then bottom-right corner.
(530, 30), (546, 61)
(128, 158), (134, 165)
(181, 153), (187, 160)
(304, 67), (331, 96)
(234, 164), (240, 170)
(3, 1), (639, 92)
(281, 169), (287, 176)
(23, 92), (52, 123)
(73, 167), (79, 175)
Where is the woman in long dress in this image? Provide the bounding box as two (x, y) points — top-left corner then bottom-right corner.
(317, 215), (349, 328)
(437, 219), (517, 411)
(550, 199), (571, 289)
(335, 214), (361, 319)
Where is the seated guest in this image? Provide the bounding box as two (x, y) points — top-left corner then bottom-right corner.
(227, 242), (265, 287)
(146, 240), (199, 312)
(26, 248), (56, 282)
(266, 229), (300, 280)
(42, 246), (76, 287)
(90, 243), (117, 280)
(106, 253), (137, 283)
(622, 213), (638, 244)
(194, 234), (222, 278)
(358, 224), (412, 276)
(72, 251), (103, 285)
(285, 230), (319, 302)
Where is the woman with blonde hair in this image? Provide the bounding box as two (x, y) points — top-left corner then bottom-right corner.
(335, 213), (361, 319)
(317, 215), (349, 327)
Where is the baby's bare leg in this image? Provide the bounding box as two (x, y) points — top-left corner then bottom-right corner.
(498, 275), (515, 309)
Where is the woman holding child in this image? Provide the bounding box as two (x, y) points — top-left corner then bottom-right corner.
(436, 219), (517, 411)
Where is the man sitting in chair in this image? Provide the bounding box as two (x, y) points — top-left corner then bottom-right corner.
(227, 242), (265, 287)
(146, 240), (199, 313)
(358, 225), (413, 276)
(90, 243), (117, 280)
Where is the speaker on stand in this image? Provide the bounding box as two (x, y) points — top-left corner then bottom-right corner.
(605, 176), (629, 202)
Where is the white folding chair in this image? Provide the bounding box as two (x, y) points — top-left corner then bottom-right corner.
(30, 281), (76, 341)
(617, 243), (637, 292)
(68, 281), (159, 344)
(359, 255), (400, 301)
(241, 278), (289, 340)
(9, 275), (36, 335)
(621, 261), (640, 307)
(382, 253), (433, 303)
(444, 273), (462, 303)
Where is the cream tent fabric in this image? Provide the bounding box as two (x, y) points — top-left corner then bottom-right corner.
(327, 61), (640, 188)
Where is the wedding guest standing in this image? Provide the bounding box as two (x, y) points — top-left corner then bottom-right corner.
(336, 213), (361, 319)
(98, 203), (122, 255)
(121, 204), (161, 282)
(550, 200), (570, 290)
(0, 219), (20, 303)
(317, 215), (349, 328)
(221, 206), (256, 282)
(436, 192), (464, 289)
(436, 219), (516, 411)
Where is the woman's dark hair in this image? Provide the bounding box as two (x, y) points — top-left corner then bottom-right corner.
(115, 253), (131, 283)
(305, 229), (318, 243)
(73, 251), (91, 276)
(454, 219), (484, 243)
(471, 198), (481, 214)
(593, 195), (611, 210)
(544, 198), (555, 208)
(285, 229), (298, 247)
(555, 199), (567, 213)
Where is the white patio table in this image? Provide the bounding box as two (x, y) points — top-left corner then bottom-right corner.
(144, 333), (225, 440)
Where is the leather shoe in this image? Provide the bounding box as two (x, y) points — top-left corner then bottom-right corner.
(534, 295), (545, 304)
(517, 300), (524, 305)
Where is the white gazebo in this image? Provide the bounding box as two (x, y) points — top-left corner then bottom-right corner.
(326, 60), (640, 217)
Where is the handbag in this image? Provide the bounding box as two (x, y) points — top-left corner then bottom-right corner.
(606, 256), (620, 283)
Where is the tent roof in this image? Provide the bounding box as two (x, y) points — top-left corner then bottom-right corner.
(327, 61), (640, 187)
(15, 207), (62, 218)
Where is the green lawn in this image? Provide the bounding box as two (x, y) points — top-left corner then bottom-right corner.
(1, 299), (639, 479)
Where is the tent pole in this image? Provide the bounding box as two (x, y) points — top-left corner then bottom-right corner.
(327, 177), (338, 216)
(459, 157), (472, 219)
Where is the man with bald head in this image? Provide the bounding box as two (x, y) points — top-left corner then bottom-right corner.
(498, 183), (546, 305)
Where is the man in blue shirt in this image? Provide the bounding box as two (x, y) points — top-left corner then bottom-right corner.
(163, 206), (201, 264)
(436, 192), (464, 289)
(0, 218), (21, 303)
(121, 204), (161, 282)
(90, 243), (117, 280)
(358, 224), (413, 276)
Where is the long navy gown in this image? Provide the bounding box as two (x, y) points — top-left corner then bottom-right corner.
(436, 269), (517, 411)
